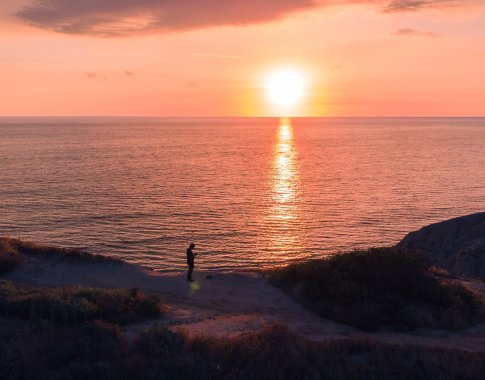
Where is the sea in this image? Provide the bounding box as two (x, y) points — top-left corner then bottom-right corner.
(1, 117), (484, 272)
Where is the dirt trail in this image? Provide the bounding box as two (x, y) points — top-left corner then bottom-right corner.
(6, 255), (485, 352)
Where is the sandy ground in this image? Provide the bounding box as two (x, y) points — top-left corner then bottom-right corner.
(6, 254), (485, 352)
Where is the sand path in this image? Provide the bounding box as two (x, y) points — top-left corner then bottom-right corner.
(6, 255), (485, 352)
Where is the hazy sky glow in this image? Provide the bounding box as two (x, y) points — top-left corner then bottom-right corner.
(1, 0), (485, 116)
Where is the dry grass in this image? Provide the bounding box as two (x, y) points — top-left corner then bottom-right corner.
(0, 237), (120, 275)
(429, 266), (451, 278)
(1, 318), (485, 379)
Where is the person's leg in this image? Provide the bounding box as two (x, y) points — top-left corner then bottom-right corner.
(187, 264), (194, 281)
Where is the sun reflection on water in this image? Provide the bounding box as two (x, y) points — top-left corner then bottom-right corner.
(267, 118), (301, 257)
(273, 119), (297, 212)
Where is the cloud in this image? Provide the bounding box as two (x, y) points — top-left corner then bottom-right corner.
(191, 53), (245, 60)
(86, 72), (106, 79)
(16, 0), (317, 37)
(384, 0), (471, 12)
(391, 28), (444, 37)
(15, 0), (475, 37)
(124, 70), (135, 76)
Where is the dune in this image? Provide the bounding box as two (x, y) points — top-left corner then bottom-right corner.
(2, 240), (352, 339)
(2, 236), (485, 352)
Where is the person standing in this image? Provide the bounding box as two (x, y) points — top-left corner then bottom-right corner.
(186, 243), (197, 282)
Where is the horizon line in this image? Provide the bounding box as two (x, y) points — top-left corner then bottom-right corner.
(1, 115), (485, 119)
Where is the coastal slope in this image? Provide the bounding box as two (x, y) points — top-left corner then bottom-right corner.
(1, 236), (485, 352)
(398, 212), (485, 278)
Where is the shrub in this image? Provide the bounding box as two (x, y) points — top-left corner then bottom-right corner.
(0, 238), (23, 274)
(269, 248), (485, 330)
(1, 319), (485, 380)
(0, 281), (165, 325)
(129, 324), (485, 380)
(0, 318), (125, 380)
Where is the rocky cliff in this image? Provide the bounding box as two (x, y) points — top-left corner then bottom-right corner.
(397, 213), (485, 278)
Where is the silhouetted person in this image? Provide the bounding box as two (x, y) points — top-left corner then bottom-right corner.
(186, 243), (197, 281)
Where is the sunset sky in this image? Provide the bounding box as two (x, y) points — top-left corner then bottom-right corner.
(1, 0), (485, 117)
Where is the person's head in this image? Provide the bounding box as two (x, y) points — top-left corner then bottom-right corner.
(189, 243), (195, 249)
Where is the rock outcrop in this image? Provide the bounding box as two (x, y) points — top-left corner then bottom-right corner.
(397, 213), (485, 278)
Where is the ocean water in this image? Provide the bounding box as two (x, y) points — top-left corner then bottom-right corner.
(1, 117), (484, 272)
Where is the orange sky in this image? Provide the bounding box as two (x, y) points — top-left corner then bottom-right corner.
(1, 0), (485, 116)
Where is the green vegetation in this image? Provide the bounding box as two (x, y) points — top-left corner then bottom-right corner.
(2, 237), (484, 378)
(0, 280), (165, 325)
(269, 248), (485, 331)
(0, 318), (126, 380)
(1, 322), (485, 380)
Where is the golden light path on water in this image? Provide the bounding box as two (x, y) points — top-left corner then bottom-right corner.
(4, 118), (485, 272)
(267, 118), (302, 260)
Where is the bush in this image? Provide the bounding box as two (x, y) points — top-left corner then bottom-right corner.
(0, 318), (125, 380)
(0, 238), (23, 274)
(1, 320), (485, 380)
(269, 248), (485, 330)
(0, 281), (165, 325)
(129, 324), (485, 380)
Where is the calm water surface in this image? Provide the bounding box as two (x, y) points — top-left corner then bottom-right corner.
(1, 117), (484, 272)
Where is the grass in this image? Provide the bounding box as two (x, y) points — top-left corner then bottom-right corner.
(2, 321), (485, 380)
(0, 318), (126, 380)
(269, 248), (485, 331)
(180, 324), (485, 380)
(2, 238), (484, 378)
(0, 280), (165, 325)
(0, 237), (120, 275)
(0, 238), (164, 325)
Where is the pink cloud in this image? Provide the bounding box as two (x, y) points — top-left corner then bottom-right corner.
(15, 0), (475, 37)
(391, 28), (444, 37)
(16, 0), (316, 37)
(384, 0), (472, 12)
(86, 72), (106, 79)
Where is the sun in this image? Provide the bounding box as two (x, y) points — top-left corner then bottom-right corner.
(265, 68), (306, 108)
